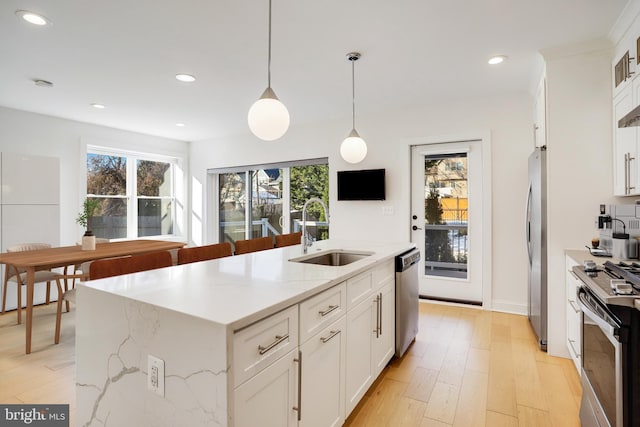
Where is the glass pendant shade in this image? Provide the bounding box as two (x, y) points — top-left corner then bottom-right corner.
(248, 87), (290, 141)
(340, 128), (368, 164)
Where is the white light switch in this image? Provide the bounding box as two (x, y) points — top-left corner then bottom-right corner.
(148, 354), (165, 397)
(382, 206), (395, 216)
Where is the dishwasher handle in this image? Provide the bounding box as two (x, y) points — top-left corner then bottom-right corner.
(396, 249), (421, 272)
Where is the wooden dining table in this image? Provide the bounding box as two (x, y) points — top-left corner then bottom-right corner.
(0, 239), (186, 354)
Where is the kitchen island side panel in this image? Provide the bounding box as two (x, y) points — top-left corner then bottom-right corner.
(76, 286), (228, 427)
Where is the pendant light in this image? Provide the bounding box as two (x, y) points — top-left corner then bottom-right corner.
(248, 0), (290, 141)
(340, 52), (367, 164)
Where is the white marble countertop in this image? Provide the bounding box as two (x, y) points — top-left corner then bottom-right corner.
(78, 239), (414, 331)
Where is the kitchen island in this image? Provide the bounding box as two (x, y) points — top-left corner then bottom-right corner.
(75, 239), (413, 427)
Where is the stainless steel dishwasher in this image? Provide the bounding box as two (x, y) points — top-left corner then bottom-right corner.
(395, 248), (420, 357)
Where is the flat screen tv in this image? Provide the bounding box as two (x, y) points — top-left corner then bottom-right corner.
(337, 169), (386, 201)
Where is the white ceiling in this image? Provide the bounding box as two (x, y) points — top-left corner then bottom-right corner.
(0, 0), (629, 142)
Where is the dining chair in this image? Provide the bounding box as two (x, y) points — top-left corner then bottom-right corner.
(177, 242), (233, 265)
(89, 251), (173, 280)
(55, 250), (173, 344)
(1, 243), (63, 324)
(234, 236), (274, 255)
(275, 232), (302, 248)
(60, 238), (111, 306)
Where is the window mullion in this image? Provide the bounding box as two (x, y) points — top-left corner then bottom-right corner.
(128, 156), (137, 239)
(245, 171), (252, 240)
(282, 168), (291, 234)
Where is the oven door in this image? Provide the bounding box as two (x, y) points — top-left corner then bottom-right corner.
(577, 286), (623, 427)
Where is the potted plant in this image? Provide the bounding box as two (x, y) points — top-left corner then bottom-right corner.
(76, 198), (100, 250)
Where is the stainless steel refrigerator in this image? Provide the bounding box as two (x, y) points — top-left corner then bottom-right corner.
(526, 146), (547, 351)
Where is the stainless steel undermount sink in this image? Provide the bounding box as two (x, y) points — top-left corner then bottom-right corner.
(289, 250), (373, 266)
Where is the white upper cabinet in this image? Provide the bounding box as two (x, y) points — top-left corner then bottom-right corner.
(1, 153), (60, 205)
(613, 87), (638, 195)
(612, 32), (637, 98)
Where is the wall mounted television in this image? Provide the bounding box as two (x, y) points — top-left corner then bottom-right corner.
(337, 168), (386, 201)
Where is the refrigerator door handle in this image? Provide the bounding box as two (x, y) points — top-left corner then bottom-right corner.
(525, 183), (533, 266)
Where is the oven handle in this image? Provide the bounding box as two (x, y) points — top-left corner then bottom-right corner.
(577, 288), (619, 339)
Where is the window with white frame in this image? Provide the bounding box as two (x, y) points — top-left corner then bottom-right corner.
(210, 158), (329, 250)
(86, 148), (177, 239)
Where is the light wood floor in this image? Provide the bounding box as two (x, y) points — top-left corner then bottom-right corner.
(0, 301), (581, 427)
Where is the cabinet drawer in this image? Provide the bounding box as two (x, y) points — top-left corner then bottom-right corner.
(300, 282), (347, 343)
(233, 305), (299, 387)
(346, 270), (374, 310)
(373, 260), (394, 290)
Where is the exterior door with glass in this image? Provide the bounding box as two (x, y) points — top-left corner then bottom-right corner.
(410, 141), (484, 303)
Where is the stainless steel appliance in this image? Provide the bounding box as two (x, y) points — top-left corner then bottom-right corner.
(395, 248), (420, 357)
(573, 261), (640, 427)
(526, 146), (547, 350)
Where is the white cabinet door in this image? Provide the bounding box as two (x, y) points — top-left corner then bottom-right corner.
(613, 88), (637, 196)
(299, 316), (346, 427)
(233, 349), (299, 427)
(2, 205), (59, 249)
(345, 296), (375, 416)
(373, 279), (395, 377)
(1, 153), (60, 205)
(565, 256), (582, 374)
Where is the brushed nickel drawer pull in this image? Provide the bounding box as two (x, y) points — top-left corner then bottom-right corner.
(320, 330), (340, 343)
(258, 334), (289, 355)
(318, 304), (339, 317)
(293, 351), (302, 421)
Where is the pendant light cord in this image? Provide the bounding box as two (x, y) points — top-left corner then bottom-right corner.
(267, 0), (272, 88)
(351, 58), (356, 130)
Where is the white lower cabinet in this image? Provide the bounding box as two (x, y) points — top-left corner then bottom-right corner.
(233, 259), (396, 426)
(565, 255), (582, 374)
(234, 348), (299, 427)
(299, 316), (347, 427)
(345, 295), (375, 415)
(373, 278), (395, 377)
(345, 261), (396, 416)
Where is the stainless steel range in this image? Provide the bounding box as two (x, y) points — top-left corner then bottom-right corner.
(573, 261), (640, 427)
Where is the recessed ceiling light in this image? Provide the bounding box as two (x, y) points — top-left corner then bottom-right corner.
(488, 55), (507, 65)
(175, 74), (196, 83)
(15, 10), (51, 26)
(33, 79), (53, 88)
(91, 103), (106, 109)
(175, 123), (185, 127)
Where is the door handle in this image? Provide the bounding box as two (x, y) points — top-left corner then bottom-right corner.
(412, 225), (422, 231)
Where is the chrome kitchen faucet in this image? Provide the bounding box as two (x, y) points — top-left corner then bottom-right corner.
(301, 197), (329, 254)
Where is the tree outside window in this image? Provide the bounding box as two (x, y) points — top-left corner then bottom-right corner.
(86, 151), (175, 239)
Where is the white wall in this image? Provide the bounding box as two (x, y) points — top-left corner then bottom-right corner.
(0, 106), (189, 246)
(191, 93), (534, 313)
(542, 42), (617, 357)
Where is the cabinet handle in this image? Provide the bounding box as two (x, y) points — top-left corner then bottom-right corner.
(625, 153), (630, 194)
(258, 334), (289, 355)
(372, 294), (380, 338)
(378, 292), (383, 336)
(293, 351), (302, 421)
(568, 338), (581, 358)
(568, 300), (581, 314)
(320, 330), (341, 343)
(630, 154), (636, 192)
(318, 304), (339, 317)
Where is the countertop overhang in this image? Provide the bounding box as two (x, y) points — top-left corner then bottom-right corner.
(78, 239), (414, 331)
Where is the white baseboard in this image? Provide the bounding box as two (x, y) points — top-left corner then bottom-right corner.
(490, 300), (528, 316)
